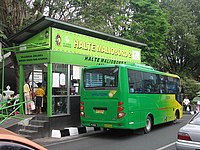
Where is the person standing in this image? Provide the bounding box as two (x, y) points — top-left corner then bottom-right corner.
(23, 78), (32, 115)
(35, 83), (45, 114)
(183, 96), (190, 111)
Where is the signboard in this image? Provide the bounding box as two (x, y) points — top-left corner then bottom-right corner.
(51, 28), (141, 63)
(51, 51), (132, 66)
(16, 51), (50, 65)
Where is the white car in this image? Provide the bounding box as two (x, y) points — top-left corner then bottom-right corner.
(176, 112), (200, 150)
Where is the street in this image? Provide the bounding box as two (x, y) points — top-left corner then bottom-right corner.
(39, 114), (192, 150)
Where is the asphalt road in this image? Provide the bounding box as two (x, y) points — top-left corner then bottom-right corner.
(41, 114), (191, 150)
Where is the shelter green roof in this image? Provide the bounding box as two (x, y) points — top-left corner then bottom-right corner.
(8, 16), (146, 48)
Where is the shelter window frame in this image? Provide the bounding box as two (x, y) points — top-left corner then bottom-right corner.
(52, 63), (69, 115)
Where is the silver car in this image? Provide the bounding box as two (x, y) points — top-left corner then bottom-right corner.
(176, 112), (200, 150)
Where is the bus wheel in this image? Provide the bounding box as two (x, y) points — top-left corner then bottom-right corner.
(174, 111), (179, 124)
(144, 116), (152, 134)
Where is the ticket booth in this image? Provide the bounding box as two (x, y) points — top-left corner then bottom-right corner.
(5, 16), (145, 129)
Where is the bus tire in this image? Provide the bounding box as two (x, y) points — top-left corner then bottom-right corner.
(173, 110), (179, 124)
(144, 116), (152, 134)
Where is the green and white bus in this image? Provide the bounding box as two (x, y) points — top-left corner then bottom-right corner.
(80, 64), (183, 133)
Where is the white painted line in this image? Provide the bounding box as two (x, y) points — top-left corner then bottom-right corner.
(44, 137), (89, 147)
(156, 142), (175, 150)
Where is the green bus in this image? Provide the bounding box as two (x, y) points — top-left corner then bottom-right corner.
(80, 64), (183, 133)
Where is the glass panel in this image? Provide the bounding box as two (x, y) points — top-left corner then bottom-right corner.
(159, 75), (167, 94)
(142, 72), (159, 94)
(52, 63), (68, 115)
(52, 96), (68, 115)
(84, 67), (118, 90)
(166, 77), (177, 94)
(70, 65), (82, 95)
(52, 64), (68, 95)
(128, 70), (143, 93)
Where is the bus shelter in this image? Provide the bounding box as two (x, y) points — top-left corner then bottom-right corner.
(2, 16), (146, 128)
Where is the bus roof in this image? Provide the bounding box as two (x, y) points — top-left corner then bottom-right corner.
(84, 64), (180, 79)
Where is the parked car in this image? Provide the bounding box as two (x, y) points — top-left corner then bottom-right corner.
(176, 112), (200, 150)
(0, 127), (47, 150)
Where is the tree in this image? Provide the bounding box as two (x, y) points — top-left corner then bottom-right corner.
(160, 0), (200, 77)
(114, 0), (168, 68)
(65, 0), (129, 35)
(0, 0), (32, 92)
(181, 77), (200, 100)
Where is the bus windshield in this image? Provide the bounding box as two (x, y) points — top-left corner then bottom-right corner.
(84, 67), (118, 90)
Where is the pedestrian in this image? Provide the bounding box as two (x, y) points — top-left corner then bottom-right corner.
(23, 78), (32, 115)
(35, 83), (45, 114)
(183, 96), (190, 111)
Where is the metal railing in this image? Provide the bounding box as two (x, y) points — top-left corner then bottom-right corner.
(0, 97), (26, 124)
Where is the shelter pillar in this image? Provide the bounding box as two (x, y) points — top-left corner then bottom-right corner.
(47, 63), (52, 117)
(19, 65), (24, 113)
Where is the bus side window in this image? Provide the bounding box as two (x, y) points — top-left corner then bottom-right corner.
(128, 69), (135, 94)
(159, 75), (167, 93)
(128, 69), (143, 94)
(141, 73), (159, 94)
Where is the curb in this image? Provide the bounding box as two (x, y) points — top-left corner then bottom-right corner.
(51, 126), (101, 138)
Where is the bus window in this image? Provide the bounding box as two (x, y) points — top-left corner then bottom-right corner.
(84, 67), (118, 90)
(128, 70), (143, 94)
(159, 76), (167, 93)
(142, 72), (158, 94)
(166, 77), (177, 94)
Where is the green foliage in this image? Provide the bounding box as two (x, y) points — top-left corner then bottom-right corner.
(181, 77), (200, 100)
(69, 0), (128, 35)
(121, 0), (169, 68)
(0, 30), (7, 40)
(160, 0), (200, 78)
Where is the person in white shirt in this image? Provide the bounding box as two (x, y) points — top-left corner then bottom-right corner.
(23, 78), (32, 115)
(183, 96), (190, 111)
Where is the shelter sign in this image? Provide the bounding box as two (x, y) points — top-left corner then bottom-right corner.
(51, 28), (141, 63)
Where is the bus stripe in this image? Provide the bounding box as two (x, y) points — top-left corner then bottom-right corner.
(158, 108), (168, 110)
